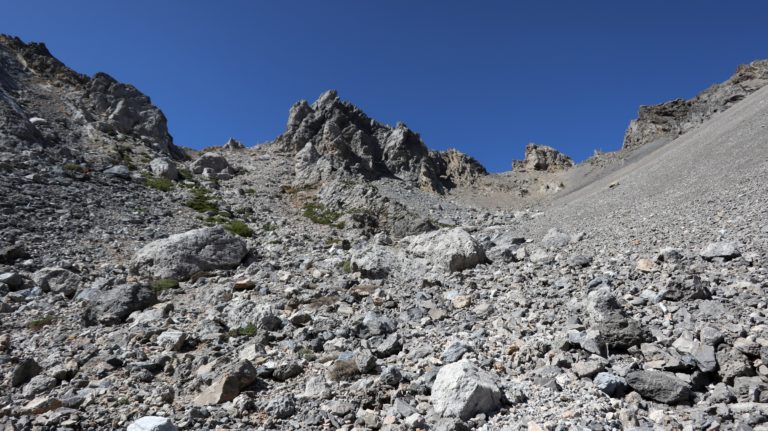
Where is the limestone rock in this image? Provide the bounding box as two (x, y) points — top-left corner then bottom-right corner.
(190, 152), (235, 179)
(406, 227), (487, 272)
(431, 360), (503, 420)
(512, 143), (574, 172)
(149, 158), (178, 180)
(131, 226), (247, 280)
(272, 90), (486, 193)
(194, 360), (258, 406)
(625, 370), (692, 404)
(83, 284), (157, 325)
(623, 60), (768, 150)
(32, 267), (81, 297)
(127, 416), (178, 431)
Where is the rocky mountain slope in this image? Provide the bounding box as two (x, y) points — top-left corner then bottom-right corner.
(1, 35), (768, 431)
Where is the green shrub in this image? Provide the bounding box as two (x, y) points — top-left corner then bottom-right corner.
(222, 220), (254, 238)
(150, 278), (179, 292)
(145, 177), (174, 192)
(178, 168), (193, 181)
(185, 187), (219, 213)
(27, 315), (56, 331)
(341, 259), (353, 274)
(63, 163), (87, 173)
(228, 323), (257, 338)
(302, 202), (341, 226)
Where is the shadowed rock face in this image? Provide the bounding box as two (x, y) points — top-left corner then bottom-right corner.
(512, 143), (574, 172)
(623, 60), (768, 150)
(272, 90), (487, 193)
(0, 34), (185, 161)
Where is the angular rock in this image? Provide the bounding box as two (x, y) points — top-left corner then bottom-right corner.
(431, 360), (503, 420)
(127, 416), (178, 431)
(190, 152), (234, 177)
(512, 143), (574, 172)
(149, 158), (178, 180)
(83, 284), (157, 325)
(406, 228), (487, 272)
(32, 267), (82, 297)
(700, 242), (740, 260)
(194, 360), (257, 405)
(11, 358), (42, 387)
(625, 370), (692, 404)
(131, 226), (247, 280)
(593, 372), (628, 397)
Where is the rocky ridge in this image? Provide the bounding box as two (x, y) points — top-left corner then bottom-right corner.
(273, 90), (487, 194)
(0, 34), (767, 431)
(622, 59), (768, 150)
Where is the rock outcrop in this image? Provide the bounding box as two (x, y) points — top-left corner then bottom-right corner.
(623, 60), (768, 150)
(0, 34), (185, 162)
(273, 90), (486, 193)
(512, 143), (574, 172)
(131, 226), (248, 280)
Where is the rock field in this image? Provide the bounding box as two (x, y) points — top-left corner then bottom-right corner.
(2, 34), (768, 430)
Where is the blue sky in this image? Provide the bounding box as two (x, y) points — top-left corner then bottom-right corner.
(2, 1), (767, 172)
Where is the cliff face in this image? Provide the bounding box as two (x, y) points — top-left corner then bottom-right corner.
(273, 90), (487, 193)
(623, 60), (768, 150)
(0, 34), (185, 162)
(512, 143), (574, 172)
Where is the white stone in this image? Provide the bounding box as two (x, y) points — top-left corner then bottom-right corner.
(431, 359), (502, 420)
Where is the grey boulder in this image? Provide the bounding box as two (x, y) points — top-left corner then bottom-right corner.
(431, 360), (503, 420)
(700, 242), (740, 260)
(83, 284), (157, 325)
(625, 370), (692, 404)
(406, 228), (487, 272)
(149, 158), (178, 180)
(127, 416), (178, 431)
(131, 226), (247, 280)
(32, 267), (82, 297)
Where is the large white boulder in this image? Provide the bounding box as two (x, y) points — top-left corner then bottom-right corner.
(131, 226), (247, 280)
(406, 228), (486, 272)
(431, 360), (503, 420)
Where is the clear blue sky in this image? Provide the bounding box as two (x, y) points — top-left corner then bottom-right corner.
(2, 1), (767, 172)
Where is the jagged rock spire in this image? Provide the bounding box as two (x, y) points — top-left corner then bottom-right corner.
(273, 90), (486, 193)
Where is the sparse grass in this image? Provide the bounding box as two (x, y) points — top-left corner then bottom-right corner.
(185, 187), (219, 213)
(243, 187), (256, 195)
(341, 259), (353, 274)
(298, 347), (316, 362)
(63, 163), (87, 173)
(262, 222), (277, 232)
(27, 315), (56, 331)
(145, 176), (174, 192)
(327, 359), (359, 381)
(178, 168), (193, 181)
(302, 202), (341, 226)
(228, 323), (257, 338)
(115, 146), (136, 170)
(150, 278), (179, 293)
(222, 219), (254, 238)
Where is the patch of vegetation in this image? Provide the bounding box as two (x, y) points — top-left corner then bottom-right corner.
(63, 163), (87, 173)
(302, 202), (342, 226)
(185, 187), (219, 213)
(222, 219), (254, 238)
(298, 347), (316, 362)
(341, 259), (353, 274)
(262, 222), (277, 232)
(178, 168), (194, 181)
(243, 187), (256, 195)
(145, 176), (174, 192)
(228, 323), (257, 338)
(27, 315), (56, 331)
(150, 278), (180, 292)
(115, 146), (137, 170)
